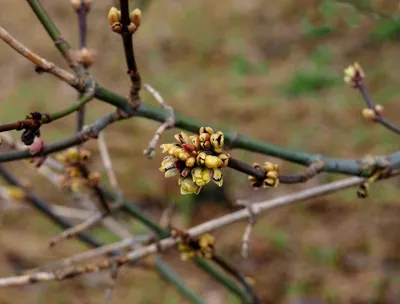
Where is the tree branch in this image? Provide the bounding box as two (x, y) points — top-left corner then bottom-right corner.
(0, 26), (83, 90)
(1, 173), (397, 287)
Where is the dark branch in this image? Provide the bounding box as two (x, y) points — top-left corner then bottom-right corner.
(358, 84), (400, 135)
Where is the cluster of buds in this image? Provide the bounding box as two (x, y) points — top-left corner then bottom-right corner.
(56, 148), (100, 192)
(71, 0), (92, 11)
(248, 162), (279, 189)
(108, 7), (142, 34)
(159, 127), (230, 195)
(172, 229), (215, 261)
(21, 112), (42, 146)
(361, 104), (383, 122)
(344, 62), (365, 88)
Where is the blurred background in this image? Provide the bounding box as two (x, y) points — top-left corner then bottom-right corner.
(0, 0), (400, 303)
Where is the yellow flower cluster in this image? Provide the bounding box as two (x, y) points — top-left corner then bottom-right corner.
(177, 233), (215, 261)
(159, 127), (230, 195)
(56, 148), (100, 192)
(248, 162), (279, 189)
(344, 62), (365, 88)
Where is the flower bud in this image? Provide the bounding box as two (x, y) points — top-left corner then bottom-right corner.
(199, 133), (210, 142)
(168, 146), (180, 155)
(161, 143), (176, 153)
(173, 148), (184, 158)
(210, 132), (224, 153)
(218, 153), (230, 167)
(199, 127), (214, 135)
(178, 151), (190, 162)
(71, 0), (81, 9)
(362, 108), (376, 122)
(190, 135), (201, 150)
(192, 167), (212, 186)
(266, 171), (278, 179)
(343, 62), (364, 87)
(263, 162), (279, 173)
(78, 48), (94, 68)
(108, 7), (121, 26)
(196, 152), (207, 166)
(175, 132), (191, 145)
(200, 141), (211, 150)
(204, 155), (222, 169)
(212, 168), (223, 187)
(185, 157), (196, 168)
(130, 8), (142, 27)
(179, 177), (201, 195)
(375, 104), (384, 115)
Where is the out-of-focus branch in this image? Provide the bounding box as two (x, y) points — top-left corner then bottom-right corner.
(49, 212), (106, 247)
(2, 173), (397, 287)
(33, 235), (151, 272)
(211, 254), (260, 304)
(0, 165), (103, 248)
(0, 26), (83, 90)
(0, 165), (204, 302)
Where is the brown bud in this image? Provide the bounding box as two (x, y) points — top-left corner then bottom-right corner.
(127, 23), (138, 34)
(78, 48), (95, 68)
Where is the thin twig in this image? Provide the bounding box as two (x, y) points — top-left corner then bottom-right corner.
(143, 84), (175, 158)
(236, 200), (256, 259)
(32, 235), (150, 272)
(74, 0), (90, 132)
(159, 201), (176, 228)
(49, 212), (106, 247)
(0, 26), (82, 90)
(98, 132), (122, 194)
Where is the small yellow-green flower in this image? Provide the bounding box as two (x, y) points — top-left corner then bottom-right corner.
(192, 167), (212, 187)
(179, 177), (202, 195)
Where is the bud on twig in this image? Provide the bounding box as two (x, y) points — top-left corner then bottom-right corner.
(130, 9), (142, 28)
(344, 62), (365, 88)
(108, 7), (122, 33)
(362, 108), (376, 122)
